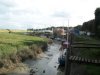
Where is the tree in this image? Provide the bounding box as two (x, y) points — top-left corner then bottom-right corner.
(81, 19), (95, 33)
(74, 25), (82, 31)
(6, 29), (12, 33)
(95, 8), (100, 37)
(81, 8), (100, 37)
(27, 28), (33, 32)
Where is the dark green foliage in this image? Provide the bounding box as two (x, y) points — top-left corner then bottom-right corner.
(95, 8), (100, 21)
(81, 19), (95, 33)
(81, 8), (100, 37)
(95, 8), (100, 37)
(74, 25), (82, 31)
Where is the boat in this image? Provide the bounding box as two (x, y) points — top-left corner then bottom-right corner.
(58, 40), (69, 66)
(58, 49), (66, 66)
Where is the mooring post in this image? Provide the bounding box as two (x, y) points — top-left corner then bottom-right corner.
(65, 33), (73, 75)
(64, 47), (71, 75)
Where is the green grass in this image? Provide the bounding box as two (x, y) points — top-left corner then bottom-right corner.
(0, 32), (48, 59)
(74, 35), (100, 75)
(0, 29), (27, 32)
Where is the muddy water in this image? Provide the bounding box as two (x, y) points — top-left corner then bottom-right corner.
(8, 42), (65, 75)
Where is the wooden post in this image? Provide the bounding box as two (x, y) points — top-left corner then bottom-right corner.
(65, 33), (73, 75)
(64, 47), (71, 75)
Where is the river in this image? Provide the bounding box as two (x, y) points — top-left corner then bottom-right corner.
(7, 42), (65, 75)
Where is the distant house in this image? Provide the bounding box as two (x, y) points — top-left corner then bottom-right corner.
(87, 32), (91, 36)
(79, 31), (86, 35)
(53, 27), (66, 38)
(68, 28), (80, 35)
(79, 31), (95, 36)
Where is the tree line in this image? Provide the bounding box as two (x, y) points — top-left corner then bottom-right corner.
(81, 8), (100, 37)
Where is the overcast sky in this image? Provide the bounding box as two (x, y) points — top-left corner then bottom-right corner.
(0, 0), (100, 29)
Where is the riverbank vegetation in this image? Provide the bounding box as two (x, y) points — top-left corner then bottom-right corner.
(0, 32), (49, 73)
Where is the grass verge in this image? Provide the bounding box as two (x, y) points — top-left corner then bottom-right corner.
(0, 32), (49, 73)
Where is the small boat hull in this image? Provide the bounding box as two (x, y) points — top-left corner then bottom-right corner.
(58, 56), (65, 66)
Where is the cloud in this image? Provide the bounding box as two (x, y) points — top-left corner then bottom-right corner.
(0, 3), (10, 14)
(52, 11), (70, 18)
(0, 0), (100, 29)
(0, 0), (16, 7)
(0, 0), (17, 15)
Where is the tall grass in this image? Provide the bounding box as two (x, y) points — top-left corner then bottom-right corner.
(0, 32), (48, 59)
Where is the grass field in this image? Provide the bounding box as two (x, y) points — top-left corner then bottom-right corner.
(0, 32), (48, 59)
(0, 29), (27, 32)
(0, 31), (49, 73)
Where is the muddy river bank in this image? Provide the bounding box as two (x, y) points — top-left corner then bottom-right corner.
(7, 42), (65, 75)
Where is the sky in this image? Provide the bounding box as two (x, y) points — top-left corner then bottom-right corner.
(0, 0), (100, 29)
